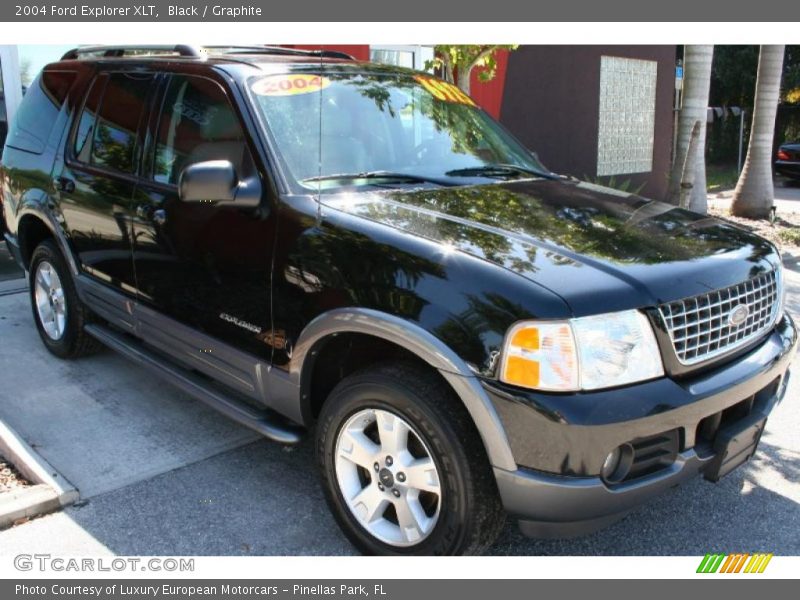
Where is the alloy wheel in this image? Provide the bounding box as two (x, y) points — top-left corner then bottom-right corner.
(34, 260), (67, 340)
(334, 408), (442, 547)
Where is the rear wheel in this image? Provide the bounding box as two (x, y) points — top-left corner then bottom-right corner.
(29, 240), (100, 358)
(316, 362), (505, 555)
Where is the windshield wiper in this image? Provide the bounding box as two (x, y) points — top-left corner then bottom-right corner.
(302, 171), (452, 186)
(445, 164), (556, 180)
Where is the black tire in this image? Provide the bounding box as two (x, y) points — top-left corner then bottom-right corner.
(29, 239), (100, 359)
(316, 362), (505, 555)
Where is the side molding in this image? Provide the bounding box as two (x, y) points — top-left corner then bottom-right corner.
(292, 308), (517, 471)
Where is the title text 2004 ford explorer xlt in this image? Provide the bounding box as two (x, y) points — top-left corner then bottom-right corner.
(1, 46), (796, 555)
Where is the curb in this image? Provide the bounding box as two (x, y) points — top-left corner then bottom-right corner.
(0, 420), (79, 529)
(0, 485), (61, 528)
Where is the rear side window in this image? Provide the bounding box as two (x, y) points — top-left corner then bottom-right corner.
(5, 70), (76, 155)
(73, 74), (107, 163)
(152, 74), (253, 184)
(73, 72), (153, 174)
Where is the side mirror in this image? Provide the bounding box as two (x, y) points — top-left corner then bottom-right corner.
(178, 160), (261, 208)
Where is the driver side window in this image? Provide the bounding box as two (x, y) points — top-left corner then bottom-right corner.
(153, 75), (253, 185)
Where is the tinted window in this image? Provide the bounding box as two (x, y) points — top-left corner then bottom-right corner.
(153, 75), (252, 184)
(74, 74), (107, 163)
(79, 72), (152, 174)
(5, 70), (76, 154)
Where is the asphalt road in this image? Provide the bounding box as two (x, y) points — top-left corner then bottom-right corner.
(0, 269), (798, 556)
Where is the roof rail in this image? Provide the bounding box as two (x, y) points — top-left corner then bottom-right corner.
(60, 45), (355, 61)
(61, 45), (203, 60)
(204, 46), (355, 60)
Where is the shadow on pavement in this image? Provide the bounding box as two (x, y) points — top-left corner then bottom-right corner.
(0, 244), (23, 283)
(63, 440), (357, 556)
(61, 433), (800, 556)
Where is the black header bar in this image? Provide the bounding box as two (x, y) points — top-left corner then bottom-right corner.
(2, 0), (800, 22)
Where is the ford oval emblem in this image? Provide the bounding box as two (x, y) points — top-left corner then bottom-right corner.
(727, 304), (750, 327)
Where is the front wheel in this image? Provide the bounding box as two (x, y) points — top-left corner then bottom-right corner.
(316, 362), (505, 555)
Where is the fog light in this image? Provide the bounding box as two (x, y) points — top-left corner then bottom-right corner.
(602, 447), (620, 476)
(601, 444), (633, 484)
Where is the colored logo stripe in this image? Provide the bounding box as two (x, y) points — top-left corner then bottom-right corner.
(697, 553), (773, 573)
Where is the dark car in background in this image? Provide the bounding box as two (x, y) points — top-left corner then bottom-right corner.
(776, 142), (800, 180)
(1, 45), (797, 555)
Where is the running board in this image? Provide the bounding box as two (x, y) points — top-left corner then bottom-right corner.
(84, 324), (304, 444)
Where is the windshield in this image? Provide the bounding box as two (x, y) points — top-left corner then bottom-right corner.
(247, 70), (549, 192)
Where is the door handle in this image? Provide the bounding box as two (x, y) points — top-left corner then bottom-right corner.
(53, 176), (75, 193)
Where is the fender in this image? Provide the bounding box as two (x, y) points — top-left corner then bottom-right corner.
(291, 307), (517, 471)
(14, 203), (81, 278)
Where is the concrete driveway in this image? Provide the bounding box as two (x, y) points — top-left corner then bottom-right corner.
(709, 176), (800, 214)
(0, 268), (799, 556)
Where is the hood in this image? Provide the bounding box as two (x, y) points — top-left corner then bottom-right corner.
(322, 178), (778, 316)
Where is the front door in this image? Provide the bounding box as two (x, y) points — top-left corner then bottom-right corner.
(130, 72), (276, 361)
(57, 71), (155, 293)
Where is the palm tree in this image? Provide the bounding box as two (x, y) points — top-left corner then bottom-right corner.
(667, 45), (714, 212)
(731, 45), (786, 219)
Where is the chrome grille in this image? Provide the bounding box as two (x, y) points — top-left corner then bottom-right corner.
(659, 271), (779, 365)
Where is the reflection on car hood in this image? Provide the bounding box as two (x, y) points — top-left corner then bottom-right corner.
(322, 178), (778, 315)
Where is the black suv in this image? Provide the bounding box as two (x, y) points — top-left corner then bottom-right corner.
(1, 45), (796, 555)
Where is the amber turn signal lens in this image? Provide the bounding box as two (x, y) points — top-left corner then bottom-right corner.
(500, 322), (579, 391)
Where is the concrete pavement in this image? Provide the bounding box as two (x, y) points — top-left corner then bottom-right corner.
(0, 291), (258, 500)
(708, 176), (800, 214)
(0, 270), (798, 555)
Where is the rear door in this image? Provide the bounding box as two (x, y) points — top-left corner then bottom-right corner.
(56, 70), (155, 292)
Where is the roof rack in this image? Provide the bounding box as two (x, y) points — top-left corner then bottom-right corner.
(61, 45), (355, 61)
(205, 46), (356, 60)
(61, 45), (202, 60)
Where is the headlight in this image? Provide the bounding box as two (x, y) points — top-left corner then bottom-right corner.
(500, 309), (664, 392)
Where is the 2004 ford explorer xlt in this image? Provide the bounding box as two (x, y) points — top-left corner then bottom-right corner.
(1, 45), (796, 555)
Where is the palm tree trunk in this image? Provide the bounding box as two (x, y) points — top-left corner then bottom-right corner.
(731, 45), (785, 219)
(458, 65), (472, 95)
(679, 121), (703, 209)
(440, 53), (455, 86)
(667, 46), (713, 211)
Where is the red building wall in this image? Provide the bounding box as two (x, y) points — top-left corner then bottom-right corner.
(467, 49), (510, 120)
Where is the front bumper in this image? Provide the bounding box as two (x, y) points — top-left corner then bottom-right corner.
(488, 313), (797, 537)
